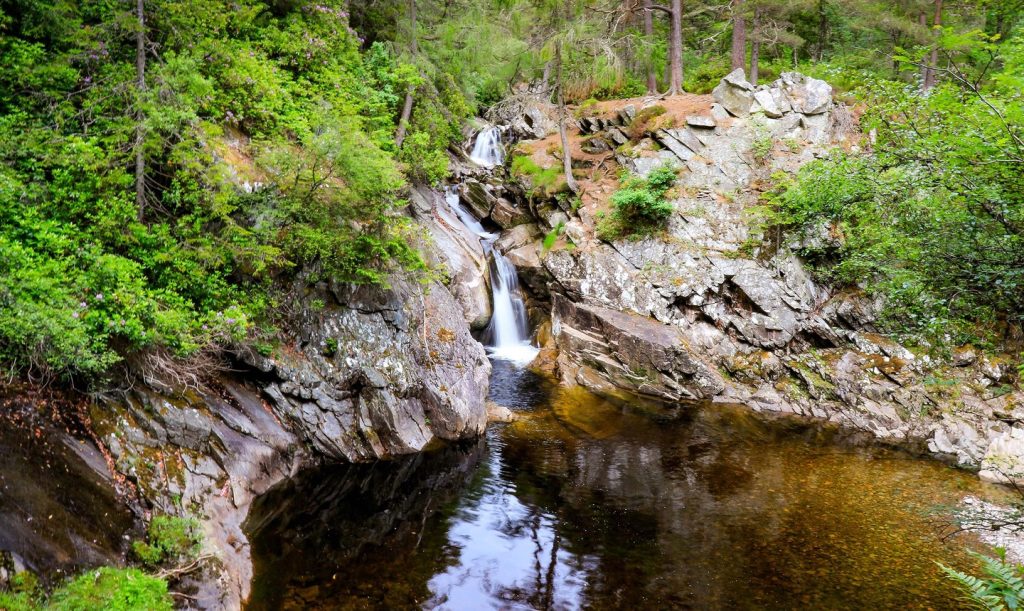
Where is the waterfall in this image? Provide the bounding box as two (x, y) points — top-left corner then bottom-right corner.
(469, 127), (505, 167)
(444, 187), (538, 365)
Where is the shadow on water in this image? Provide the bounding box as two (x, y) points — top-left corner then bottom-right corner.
(245, 360), (1011, 610)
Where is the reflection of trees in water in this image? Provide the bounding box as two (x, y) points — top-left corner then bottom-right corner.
(244, 438), (486, 610)
(245, 392), (988, 610)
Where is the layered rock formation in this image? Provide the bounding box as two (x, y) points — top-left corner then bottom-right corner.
(476, 71), (1024, 483)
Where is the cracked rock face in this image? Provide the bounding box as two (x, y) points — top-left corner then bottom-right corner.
(87, 273), (490, 609)
(499, 71), (1023, 484)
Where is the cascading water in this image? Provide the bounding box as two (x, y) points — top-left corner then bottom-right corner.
(468, 126), (505, 167)
(444, 187), (538, 365)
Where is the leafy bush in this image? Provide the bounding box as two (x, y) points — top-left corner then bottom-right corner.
(0, 568), (172, 611)
(510, 155), (563, 195)
(773, 73), (1024, 342)
(132, 515), (202, 567)
(47, 568), (172, 611)
(598, 164), (677, 240)
(940, 551), (1024, 611)
(683, 56), (731, 94)
(0, 0), (459, 385)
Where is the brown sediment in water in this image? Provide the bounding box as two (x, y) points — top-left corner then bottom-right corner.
(245, 366), (1011, 610)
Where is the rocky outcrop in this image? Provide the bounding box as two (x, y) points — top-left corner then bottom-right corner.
(553, 295), (723, 401)
(712, 68), (755, 116)
(713, 69), (832, 119)
(409, 185), (492, 329)
(83, 273), (490, 608)
(496, 71), (1024, 482)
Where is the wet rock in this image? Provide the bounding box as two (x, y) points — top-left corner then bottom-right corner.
(459, 179), (497, 219)
(486, 401), (519, 423)
(712, 69), (755, 117)
(409, 185), (491, 329)
(490, 197), (532, 229)
(496, 223), (542, 252)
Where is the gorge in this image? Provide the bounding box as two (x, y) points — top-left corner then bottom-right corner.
(2, 1), (1023, 609)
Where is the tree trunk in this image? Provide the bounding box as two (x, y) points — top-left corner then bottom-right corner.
(730, 0), (746, 72)
(395, 0), (417, 147)
(642, 0), (657, 94)
(749, 7), (760, 86)
(667, 0), (683, 94)
(918, 12), (928, 85)
(135, 0), (145, 221)
(923, 0), (942, 90)
(815, 0), (827, 61)
(554, 43), (579, 194)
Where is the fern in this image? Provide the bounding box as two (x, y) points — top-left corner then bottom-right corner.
(939, 551), (1024, 611)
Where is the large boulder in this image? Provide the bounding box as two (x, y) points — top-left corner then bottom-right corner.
(752, 89), (788, 118)
(712, 69), (755, 117)
(775, 72), (832, 115)
(87, 274), (491, 609)
(552, 294), (724, 401)
(459, 178), (497, 219)
(491, 197), (533, 228)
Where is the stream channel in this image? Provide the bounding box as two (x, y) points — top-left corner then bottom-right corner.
(242, 127), (1013, 610)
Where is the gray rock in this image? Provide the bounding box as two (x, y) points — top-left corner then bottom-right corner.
(710, 103), (731, 121)
(459, 179), (496, 219)
(776, 72), (832, 115)
(665, 128), (703, 154)
(654, 130), (695, 162)
(491, 197), (532, 228)
(607, 127), (630, 145)
(712, 69), (755, 117)
(686, 115), (716, 129)
(581, 136), (611, 153)
(553, 294), (724, 400)
(752, 89), (784, 118)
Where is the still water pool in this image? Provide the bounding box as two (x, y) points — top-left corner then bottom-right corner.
(245, 359), (1009, 610)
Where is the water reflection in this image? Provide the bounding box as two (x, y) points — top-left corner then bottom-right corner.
(246, 363), (1009, 610)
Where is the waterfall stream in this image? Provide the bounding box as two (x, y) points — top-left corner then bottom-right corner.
(444, 187), (538, 365)
(468, 126), (505, 167)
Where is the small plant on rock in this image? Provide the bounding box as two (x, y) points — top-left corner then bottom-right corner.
(597, 164), (678, 240)
(132, 515), (202, 568)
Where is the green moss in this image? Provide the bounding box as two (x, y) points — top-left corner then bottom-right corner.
(131, 515), (202, 568)
(47, 568), (172, 611)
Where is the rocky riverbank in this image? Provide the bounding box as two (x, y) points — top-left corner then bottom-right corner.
(462, 69), (1024, 484)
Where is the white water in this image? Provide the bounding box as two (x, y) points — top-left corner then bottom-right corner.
(469, 126), (505, 167)
(444, 187), (538, 365)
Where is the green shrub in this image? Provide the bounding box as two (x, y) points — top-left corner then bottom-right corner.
(940, 551), (1024, 611)
(542, 222), (565, 250)
(599, 163), (677, 240)
(47, 568), (172, 611)
(510, 155), (563, 194)
(131, 515), (202, 568)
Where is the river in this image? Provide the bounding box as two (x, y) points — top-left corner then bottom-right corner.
(244, 357), (1009, 610)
